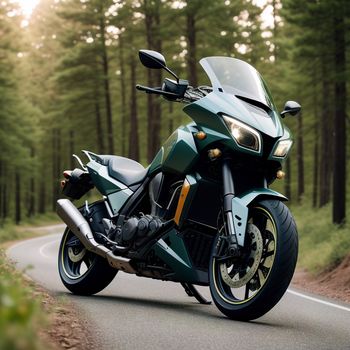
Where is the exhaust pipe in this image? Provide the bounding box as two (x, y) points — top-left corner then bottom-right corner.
(57, 199), (136, 274)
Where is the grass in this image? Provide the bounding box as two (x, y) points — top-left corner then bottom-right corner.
(0, 213), (61, 244)
(0, 249), (46, 350)
(290, 203), (350, 275)
(0, 216), (62, 349)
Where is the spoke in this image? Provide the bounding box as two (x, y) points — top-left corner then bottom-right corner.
(257, 269), (266, 287)
(83, 257), (91, 269)
(261, 250), (274, 259)
(244, 282), (250, 299)
(214, 255), (232, 263)
(251, 212), (267, 233)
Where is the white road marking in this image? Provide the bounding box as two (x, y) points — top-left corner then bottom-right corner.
(39, 239), (60, 258)
(287, 289), (350, 312)
(8, 234), (350, 314)
(7, 234), (60, 255)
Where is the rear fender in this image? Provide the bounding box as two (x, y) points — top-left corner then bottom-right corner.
(231, 189), (287, 247)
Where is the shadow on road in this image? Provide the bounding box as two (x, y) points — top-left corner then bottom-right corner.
(57, 291), (287, 329)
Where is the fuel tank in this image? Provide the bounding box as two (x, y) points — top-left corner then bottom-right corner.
(149, 125), (199, 175)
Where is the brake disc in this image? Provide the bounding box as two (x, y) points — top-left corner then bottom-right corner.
(68, 247), (86, 263)
(219, 223), (263, 288)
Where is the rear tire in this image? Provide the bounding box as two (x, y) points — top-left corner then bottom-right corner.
(209, 199), (298, 320)
(58, 228), (117, 295)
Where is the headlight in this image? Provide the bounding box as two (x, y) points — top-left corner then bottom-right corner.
(273, 139), (293, 157)
(223, 115), (261, 153)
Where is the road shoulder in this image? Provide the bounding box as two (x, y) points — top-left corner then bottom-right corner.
(2, 224), (99, 350)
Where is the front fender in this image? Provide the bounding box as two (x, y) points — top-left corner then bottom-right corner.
(231, 189), (287, 246)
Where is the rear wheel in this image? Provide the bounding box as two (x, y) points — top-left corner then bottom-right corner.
(209, 199), (298, 320)
(58, 228), (117, 295)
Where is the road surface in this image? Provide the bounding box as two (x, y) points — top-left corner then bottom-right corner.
(7, 227), (350, 350)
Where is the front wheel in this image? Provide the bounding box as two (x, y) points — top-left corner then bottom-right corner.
(58, 228), (117, 295)
(209, 199), (298, 320)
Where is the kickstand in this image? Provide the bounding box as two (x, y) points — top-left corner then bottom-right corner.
(181, 283), (212, 305)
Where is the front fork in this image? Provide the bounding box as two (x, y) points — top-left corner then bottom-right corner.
(221, 158), (242, 257)
(220, 158), (288, 256)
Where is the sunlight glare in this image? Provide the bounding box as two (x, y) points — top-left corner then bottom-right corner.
(16, 0), (40, 17)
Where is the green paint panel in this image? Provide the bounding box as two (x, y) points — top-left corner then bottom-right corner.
(107, 188), (133, 215)
(87, 161), (127, 195)
(232, 188), (287, 246)
(153, 229), (198, 282)
(149, 127), (199, 175)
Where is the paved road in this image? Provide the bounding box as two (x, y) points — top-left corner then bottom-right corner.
(7, 228), (350, 350)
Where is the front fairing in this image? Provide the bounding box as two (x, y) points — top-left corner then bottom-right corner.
(183, 57), (290, 159)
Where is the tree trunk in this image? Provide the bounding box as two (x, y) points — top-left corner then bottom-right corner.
(52, 129), (57, 212)
(152, 5), (162, 159)
(27, 147), (35, 217)
(186, 11), (198, 86)
(69, 129), (75, 169)
(0, 161), (4, 223)
(39, 178), (46, 214)
(144, 0), (155, 163)
(15, 171), (21, 225)
(319, 64), (332, 207)
(119, 35), (127, 157)
(52, 129), (61, 211)
(99, 15), (114, 154)
(312, 121), (319, 208)
(94, 89), (105, 154)
(297, 111), (304, 203)
(332, 4), (346, 224)
(129, 56), (140, 161)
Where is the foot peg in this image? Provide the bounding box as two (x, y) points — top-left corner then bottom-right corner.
(181, 283), (212, 305)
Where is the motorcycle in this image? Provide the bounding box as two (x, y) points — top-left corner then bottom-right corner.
(57, 49), (300, 320)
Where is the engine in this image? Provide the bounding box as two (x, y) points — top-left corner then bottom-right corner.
(117, 214), (164, 247)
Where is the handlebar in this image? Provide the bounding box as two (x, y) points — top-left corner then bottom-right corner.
(136, 84), (212, 103)
(136, 84), (182, 99)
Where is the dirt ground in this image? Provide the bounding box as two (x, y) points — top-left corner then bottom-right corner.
(33, 281), (98, 350)
(292, 254), (350, 304)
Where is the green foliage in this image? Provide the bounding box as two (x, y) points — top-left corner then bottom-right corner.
(293, 204), (350, 273)
(0, 250), (44, 350)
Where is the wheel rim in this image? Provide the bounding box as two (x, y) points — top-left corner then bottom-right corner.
(213, 207), (277, 305)
(61, 230), (95, 280)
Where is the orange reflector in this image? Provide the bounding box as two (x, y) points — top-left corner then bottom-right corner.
(174, 179), (190, 226)
(195, 131), (207, 140)
(63, 170), (72, 179)
(61, 180), (66, 188)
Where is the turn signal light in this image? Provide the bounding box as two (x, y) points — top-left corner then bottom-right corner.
(195, 131), (207, 140)
(276, 170), (285, 179)
(208, 148), (222, 160)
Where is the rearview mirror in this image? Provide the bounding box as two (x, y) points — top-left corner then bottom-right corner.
(139, 50), (166, 69)
(281, 101), (301, 117)
(138, 49), (179, 82)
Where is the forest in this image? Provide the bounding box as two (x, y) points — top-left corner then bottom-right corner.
(0, 0), (349, 233)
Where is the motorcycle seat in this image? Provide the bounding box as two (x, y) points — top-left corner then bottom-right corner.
(98, 155), (148, 186)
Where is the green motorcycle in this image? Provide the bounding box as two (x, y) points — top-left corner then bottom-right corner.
(57, 50), (299, 320)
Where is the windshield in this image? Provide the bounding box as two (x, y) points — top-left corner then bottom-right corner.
(200, 57), (276, 111)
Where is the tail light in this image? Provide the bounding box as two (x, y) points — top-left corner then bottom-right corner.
(63, 170), (72, 179)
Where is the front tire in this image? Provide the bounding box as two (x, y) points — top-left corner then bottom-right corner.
(209, 199), (298, 320)
(58, 228), (117, 295)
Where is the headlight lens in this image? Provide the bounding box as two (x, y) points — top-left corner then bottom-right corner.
(223, 115), (261, 153)
(273, 139), (293, 157)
